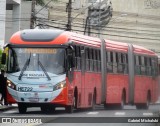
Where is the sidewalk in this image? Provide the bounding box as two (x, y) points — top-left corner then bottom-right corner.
(0, 104), (17, 111)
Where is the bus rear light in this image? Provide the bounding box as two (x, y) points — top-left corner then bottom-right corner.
(7, 80), (16, 90)
(53, 81), (66, 91)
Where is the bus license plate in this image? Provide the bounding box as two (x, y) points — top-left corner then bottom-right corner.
(18, 87), (33, 92)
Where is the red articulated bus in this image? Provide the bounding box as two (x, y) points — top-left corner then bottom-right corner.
(1, 29), (159, 113)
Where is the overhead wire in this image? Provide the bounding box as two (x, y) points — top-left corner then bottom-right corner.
(2, 0), (160, 42)
(36, 19), (160, 41)
(36, 17), (160, 35)
(1, 16), (160, 36)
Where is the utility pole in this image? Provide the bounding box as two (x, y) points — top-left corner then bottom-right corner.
(87, 8), (91, 36)
(30, 0), (36, 29)
(66, 0), (72, 31)
(98, 0), (101, 38)
(84, 8), (91, 36)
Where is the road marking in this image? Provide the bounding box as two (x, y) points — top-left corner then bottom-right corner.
(143, 113), (153, 116)
(3, 110), (17, 114)
(115, 112), (125, 116)
(87, 112), (99, 115)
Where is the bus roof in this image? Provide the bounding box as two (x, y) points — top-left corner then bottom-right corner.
(10, 29), (69, 45)
(9, 29), (157, 56)
(133, 44), (157, 56)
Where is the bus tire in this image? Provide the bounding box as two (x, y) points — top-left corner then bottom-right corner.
(142, 93), (150, 109)
(41, 106), (46, 112)
(136, 93), (150, 110)
(120, 92), (125, 109)
(66, 105), (74, 113)
(74, 89), (78, 109)
(91, 93), (96, 110)
(136, 104), (143, 109)
(18, 103), (27, 114)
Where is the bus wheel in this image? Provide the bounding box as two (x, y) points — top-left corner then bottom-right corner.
(142, 93), (150, 109)
(73, 95), (77, 109)
(136, 93), (150, 110)
(120, 92), (125, 109)
(66, 105), (74, 113)
(18, 103), (27, 114)
(41, 106), (46, 112)
(144, 93), (150, 109)
(136, 104), (143, 109)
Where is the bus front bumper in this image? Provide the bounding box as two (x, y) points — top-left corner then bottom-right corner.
(7, 87), (68, 105)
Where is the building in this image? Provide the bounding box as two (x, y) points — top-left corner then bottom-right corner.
(0, 0), (31, 49)
(42, 0), (160, 53)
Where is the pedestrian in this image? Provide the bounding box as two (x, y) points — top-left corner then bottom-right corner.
(0, 69), (7, 106)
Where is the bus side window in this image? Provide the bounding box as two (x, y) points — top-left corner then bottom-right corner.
(123, 53), (128, 74)
(141, 56), (145, 75)
(117, 53), (123, 73)
(159, 63), (160, 75)
(89, 48), (94, 72)
(107, 51), (113, 73)
(75, 46), (81, 70)
(113, 52), (117, 73)
(144, 57), (147, 75)
(85, 48), (89, 71)
(135, 55), (140, 75)
(95, 49), (98, 72)
(93, 49), (97, 72)
(151, 58), (155, 76)
(80, 46), (85, 72)
(152, 58), (158, 77)
(146, 57), (152, 76)
(155, 58), (158, 76)
(74, 46), (77, 70)
(97, 50), (101, 72)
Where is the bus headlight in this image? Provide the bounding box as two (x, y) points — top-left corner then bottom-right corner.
(53, 81), (66, 91)
(7, 80), (16, 90)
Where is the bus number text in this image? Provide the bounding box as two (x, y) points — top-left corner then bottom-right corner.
(18, 87), (33, 92)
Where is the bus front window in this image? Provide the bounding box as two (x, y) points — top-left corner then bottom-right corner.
(8, 48), (66, 75)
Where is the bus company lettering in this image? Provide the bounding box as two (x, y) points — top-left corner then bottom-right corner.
(23, 73), (45, 77)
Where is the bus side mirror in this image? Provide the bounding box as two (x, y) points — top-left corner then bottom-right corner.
(1, 53), (6, 64)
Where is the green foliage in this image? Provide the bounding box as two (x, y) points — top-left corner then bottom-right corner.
(0, 49), (6, 71)
(0, 49), (3, 69)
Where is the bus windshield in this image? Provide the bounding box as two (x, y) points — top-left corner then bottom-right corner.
(7, 48), (66, 75)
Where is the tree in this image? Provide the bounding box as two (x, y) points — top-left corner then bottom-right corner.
(0, 49), (3, 69)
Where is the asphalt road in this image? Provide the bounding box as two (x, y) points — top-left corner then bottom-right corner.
(0, 104), (160, 126)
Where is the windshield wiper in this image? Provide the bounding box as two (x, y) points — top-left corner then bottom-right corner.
(38, 60), (51, 80)
(18, 53), (31, 80)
